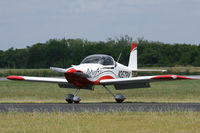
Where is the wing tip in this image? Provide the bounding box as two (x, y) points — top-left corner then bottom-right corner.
(151, 75), (192, 80)
(7, 76), (25, 80)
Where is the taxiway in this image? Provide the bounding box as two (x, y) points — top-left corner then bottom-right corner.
(0, 102), (200, 112)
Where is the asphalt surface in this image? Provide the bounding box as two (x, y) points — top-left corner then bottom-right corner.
(0, 103), (200, 112)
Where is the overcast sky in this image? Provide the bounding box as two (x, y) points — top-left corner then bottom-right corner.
(0, 0), (200, 50)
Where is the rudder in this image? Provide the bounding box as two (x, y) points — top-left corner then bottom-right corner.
(128, 42), (137, 69)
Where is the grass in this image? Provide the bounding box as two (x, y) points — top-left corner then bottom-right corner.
(0, 69), (62, 77)
(0, 75), (200, 133)
(0, 111), (200, 133)
(0, 79), (200, 103)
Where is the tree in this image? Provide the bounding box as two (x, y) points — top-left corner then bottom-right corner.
(0, 37), (200, 68)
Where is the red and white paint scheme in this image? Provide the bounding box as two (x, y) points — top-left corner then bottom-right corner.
(7, 43), (195, 103)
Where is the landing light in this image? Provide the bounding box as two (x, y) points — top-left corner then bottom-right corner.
(172, 75), (177, 79)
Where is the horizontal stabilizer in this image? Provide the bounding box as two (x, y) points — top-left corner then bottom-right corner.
(133, 69), (167, 72)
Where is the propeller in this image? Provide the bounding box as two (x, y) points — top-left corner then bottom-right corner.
(50, 67), (67, 73)
(50, 67), (91, 78)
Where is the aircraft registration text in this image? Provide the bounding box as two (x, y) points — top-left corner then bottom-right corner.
(118, 71), (131, 78)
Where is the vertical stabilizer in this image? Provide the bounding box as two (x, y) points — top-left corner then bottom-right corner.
(128, 42), (137, 69)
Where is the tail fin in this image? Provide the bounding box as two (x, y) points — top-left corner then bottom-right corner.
(128, 42), (137, 69)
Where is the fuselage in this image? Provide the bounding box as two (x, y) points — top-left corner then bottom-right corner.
(64, 54), (135, 88)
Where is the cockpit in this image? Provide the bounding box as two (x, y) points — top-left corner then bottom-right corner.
(81, 54), (115, 66)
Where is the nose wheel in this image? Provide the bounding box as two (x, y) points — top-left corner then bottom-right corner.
(65, 94), (74, 103)
(65, 89), (81, 103)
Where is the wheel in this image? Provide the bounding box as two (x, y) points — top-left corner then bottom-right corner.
(73, 96), (81, 103)
(115, 94), (126, 103)
(65, 94), (74, 103)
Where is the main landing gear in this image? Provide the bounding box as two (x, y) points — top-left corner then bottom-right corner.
(65, 89), (81, 103)
(65, 86), (126, 103)
(103, 85), (126, 103)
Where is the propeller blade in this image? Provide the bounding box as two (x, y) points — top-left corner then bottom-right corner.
(50, 67), (66, 73)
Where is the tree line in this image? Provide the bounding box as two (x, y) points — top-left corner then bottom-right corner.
(0, 36), (200, 68)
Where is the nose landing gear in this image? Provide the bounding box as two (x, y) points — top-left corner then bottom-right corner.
(65, 89), (81, 103)
(65, 94), (74, 103)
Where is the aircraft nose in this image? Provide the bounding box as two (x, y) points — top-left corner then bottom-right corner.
(67, 68), (77, 74)
(66, 68), (90, 78)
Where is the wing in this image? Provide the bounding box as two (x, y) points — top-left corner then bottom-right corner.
(7, 76), (67, 83)
(100, 75), (195, 90)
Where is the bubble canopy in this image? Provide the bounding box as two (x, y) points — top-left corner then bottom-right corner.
(81, 54), (115, 65)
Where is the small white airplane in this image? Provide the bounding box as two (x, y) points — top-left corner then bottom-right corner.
(7, 43), (194, 103)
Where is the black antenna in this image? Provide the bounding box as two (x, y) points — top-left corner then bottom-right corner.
(117, 52), (122, 62)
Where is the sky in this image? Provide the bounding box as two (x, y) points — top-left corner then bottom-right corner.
(0, 0), (200, 50)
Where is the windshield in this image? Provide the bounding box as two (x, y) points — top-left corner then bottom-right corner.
(81, 54), (115, 65)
